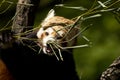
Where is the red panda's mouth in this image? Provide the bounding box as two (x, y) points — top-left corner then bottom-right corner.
(46, 46), (52, 53)
(44, 44), (53, 54)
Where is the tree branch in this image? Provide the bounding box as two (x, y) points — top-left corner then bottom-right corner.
(12, 0), (40, 34)
(100, 56), (120, 80)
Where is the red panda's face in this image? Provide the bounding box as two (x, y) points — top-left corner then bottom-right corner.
(36, 9), (77, 55)
(37, 25), (67, 54)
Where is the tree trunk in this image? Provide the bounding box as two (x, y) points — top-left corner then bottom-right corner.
(12, 0), (40, 34)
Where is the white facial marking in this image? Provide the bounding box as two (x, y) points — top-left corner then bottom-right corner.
(42, 28), (55, 45)
(37, 28), (44, 39)
(37, 27), (56, 53)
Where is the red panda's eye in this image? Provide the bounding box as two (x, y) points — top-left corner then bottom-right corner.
(45, 32), (49, 36)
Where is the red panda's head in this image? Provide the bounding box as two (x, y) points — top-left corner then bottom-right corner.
(37, 9), (78, 54)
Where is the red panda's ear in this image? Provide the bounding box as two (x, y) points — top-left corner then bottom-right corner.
(41, 9), (55, 26)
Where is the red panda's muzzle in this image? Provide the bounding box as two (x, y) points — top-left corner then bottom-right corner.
(37, 25), (67, 54)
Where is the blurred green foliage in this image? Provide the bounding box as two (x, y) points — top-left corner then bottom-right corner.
(0, 0), (120, 80)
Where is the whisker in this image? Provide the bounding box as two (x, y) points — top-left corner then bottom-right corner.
(62, 16), (81, 39)
(49, 43), (60, 61)
(53, 44), (63, 61)
(62, 44), (89, 49)
(53, 42), (89, 51)
(38, 47), (42, 54)
(52, 42), (64, 49)
(27, 45), (38, 52)
(58, 49), (63, 61)
(82, 35), (90, 42)
(56, 24), (73, 33)
(61, 24), (91, 44)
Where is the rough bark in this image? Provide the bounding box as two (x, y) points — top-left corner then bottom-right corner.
(12, 0), (40, 34)
(100, 56), (120, 80)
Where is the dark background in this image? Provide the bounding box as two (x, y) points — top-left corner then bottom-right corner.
(0, 0), (120, 80)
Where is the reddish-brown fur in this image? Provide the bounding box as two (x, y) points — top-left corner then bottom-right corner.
(0, 59), (14, 80)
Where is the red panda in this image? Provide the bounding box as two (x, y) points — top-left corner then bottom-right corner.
(37, 9), (79, 56)
(0, 59), (14, 80)
(0, 9), (79, 80)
